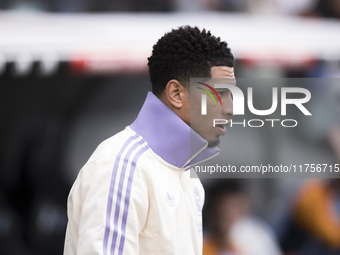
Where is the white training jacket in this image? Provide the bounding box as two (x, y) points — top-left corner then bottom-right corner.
(64, 92), (220, 255)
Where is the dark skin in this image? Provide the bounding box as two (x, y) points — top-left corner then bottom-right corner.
(159, 66), (235, 147)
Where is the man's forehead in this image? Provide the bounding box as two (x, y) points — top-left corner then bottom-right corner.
(212, 78), (236, 87)
(190, 77), (236, 89)
(211, 66), (234, 79)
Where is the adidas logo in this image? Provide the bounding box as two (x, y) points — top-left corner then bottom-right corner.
(165, 192), (175, 207)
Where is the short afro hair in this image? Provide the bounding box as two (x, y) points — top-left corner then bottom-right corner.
(148, 25), (234, 96)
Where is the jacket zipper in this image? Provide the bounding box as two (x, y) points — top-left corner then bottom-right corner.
(179, 169), (187, 191)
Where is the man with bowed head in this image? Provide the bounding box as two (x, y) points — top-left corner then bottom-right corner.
(64, 25), (235, 255)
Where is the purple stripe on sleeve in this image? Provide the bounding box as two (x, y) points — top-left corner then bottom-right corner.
(110, 139), (146, 254)
(118, 145), (149, 255)
(103, 134), (138, 255)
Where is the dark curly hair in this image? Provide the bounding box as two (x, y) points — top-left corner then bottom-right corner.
(148, 25), (234, 96)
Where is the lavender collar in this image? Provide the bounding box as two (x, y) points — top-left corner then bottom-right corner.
(129, 92), (220, 169)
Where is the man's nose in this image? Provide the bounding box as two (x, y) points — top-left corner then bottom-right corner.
(221, 95), (233, 116)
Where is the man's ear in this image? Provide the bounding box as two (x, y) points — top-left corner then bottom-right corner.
(165, 79), (186, 109)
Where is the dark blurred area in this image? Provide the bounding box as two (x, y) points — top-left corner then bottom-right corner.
(203, 178), (340, 255)
(0, 62), (151, 254)
(0, 0), (340, 17)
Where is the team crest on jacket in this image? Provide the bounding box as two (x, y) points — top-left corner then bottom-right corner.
(193, 187), (202, 216)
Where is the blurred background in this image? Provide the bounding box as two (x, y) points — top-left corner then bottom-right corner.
(1, 0), (340, 254)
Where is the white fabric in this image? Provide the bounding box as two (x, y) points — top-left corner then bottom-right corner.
(64, 127), (205, 255)
(229, 217), (282, 255)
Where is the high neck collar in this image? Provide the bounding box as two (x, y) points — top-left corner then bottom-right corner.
(129, 92), (220, 169)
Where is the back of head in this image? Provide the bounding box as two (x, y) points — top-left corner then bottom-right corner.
(148, 26), (234, 96)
